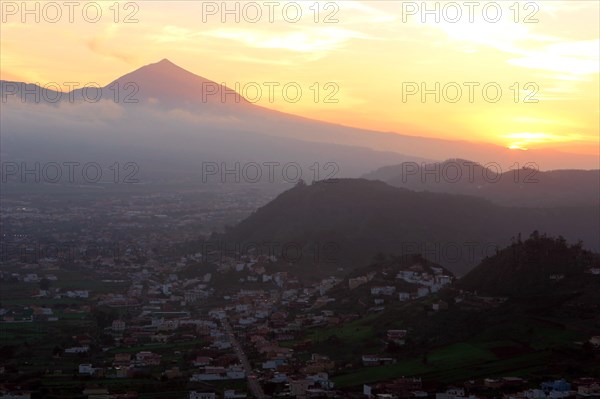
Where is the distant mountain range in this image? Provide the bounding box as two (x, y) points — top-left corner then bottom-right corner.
(2, 59), (598, 187)
(220, 179), (599, 275)
(363, 159), (600, 207)
(0, 59), (426, 184)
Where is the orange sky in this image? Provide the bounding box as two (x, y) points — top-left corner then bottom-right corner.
(1, 0), (598, 156)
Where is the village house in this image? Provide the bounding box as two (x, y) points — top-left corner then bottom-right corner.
(112, 319), (126, 333)
(188, 392), (216, 399)
(262, 358), (287, 370)
(65, 290), (89, 299)
(589, 336), (600, 347)
(436, 387), (477, 399)
(398, 292), (410, 301)
(380, 377), (423, 393)
(224, 390), (247, 399)
(150, 333), (169, 343)
(348, 276), (369, 290)
(396, 270), (420, 283)
(184, 290), (207, 303)
(289, 379), (312, 398)
(387, 330), (407, 345)
(190, 365), (245, 381)
(23, 273), (40, 283)
(587, 267), (600, 275)
(371, 286), (396, 296)
(82, 388), (110, 399)
(78, 364), (95, 375)
(362, 355), (396, 367)
(114, 353), (132, 367)
(576, 381), (600, 397)
(0, 391), (32, 399)
(432, 300), (449, 311)
(211, 337), (232, 350)
(135, 351), (161, 367)
(435, 274), (453, 285)
(64, 346), (89, 354)
(193, 356), (213, 367)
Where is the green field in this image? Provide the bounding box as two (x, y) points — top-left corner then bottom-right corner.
(332, 344), (551, 387)
(328, 315), (592, 388)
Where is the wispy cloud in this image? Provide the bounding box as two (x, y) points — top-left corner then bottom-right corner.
(85, 25), (139, 64)
(507, 40), (599, 75)
(201, 26), (369, 53)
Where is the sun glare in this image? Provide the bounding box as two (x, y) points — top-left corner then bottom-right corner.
(508, 144), (528, 150)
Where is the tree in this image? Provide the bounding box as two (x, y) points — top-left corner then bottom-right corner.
(39, 278), (51, 291)
(386, 340), (401, 354)
(92, 308), (118, 329)
(580, 341), (595, 361)
(52, 345), (63, 358)
(0, 345), (16, 359)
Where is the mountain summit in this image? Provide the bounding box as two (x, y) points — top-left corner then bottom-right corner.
(106, 59), (252, 106)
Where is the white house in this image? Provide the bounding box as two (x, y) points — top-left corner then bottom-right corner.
(398, 292), (410, 301)
(436, 388), (478, 399)
(435, 275), (453, 285)
(370, 286), (396, 296)
(224, 390), (247, 399)
(0, 392), (32, 399)
(78, 364), (94, 375)
(396, 270), (418, 283)
(190, 366), (245, 381)
(235, 304), (250, 313)
(23, 274), (40, 283)
(189, 392), (216, 399)
(112, 320), (126, 333)
(270, 373), (288, 383)
(64, 346), (89, 353)
(226, 366), (246, 379)
(208, 309), (226, 320)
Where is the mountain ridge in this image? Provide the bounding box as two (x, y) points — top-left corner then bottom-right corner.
(2, 59), (598, 170)
(363, 159), (600, 207)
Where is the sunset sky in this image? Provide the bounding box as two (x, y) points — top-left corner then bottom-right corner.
(1, 0), (598, 156)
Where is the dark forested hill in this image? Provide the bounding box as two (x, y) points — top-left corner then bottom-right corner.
(219, 179), (599, 275)
(457, 231), (600, 297)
